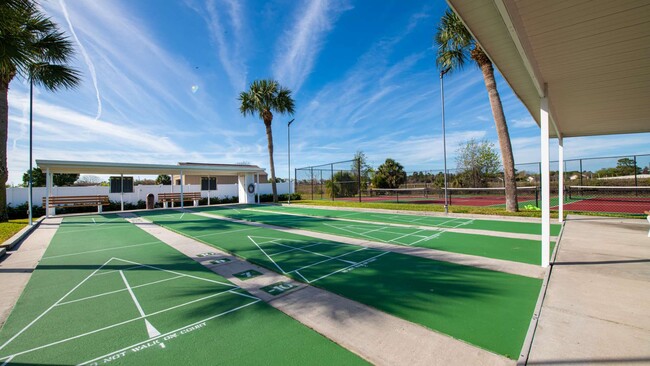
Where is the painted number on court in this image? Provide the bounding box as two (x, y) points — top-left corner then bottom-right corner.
(260, 282), (297, 296)
(233, 269), (262, 280)
(197, 252), (218, 258)
(208, 257), (231, 264)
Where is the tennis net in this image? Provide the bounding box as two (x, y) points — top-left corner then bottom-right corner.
(368, 187), (428, 203)
(442, 186), (539, 206)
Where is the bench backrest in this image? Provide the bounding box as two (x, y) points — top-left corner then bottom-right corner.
(158, 192), (202, 202)
(42, 195), (110, 207)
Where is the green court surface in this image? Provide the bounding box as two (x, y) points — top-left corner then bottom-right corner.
(253, 204), (563, 236)
(0, 215), (366, 366)
(195, 206), (555, 265)
(138, 210), (542, 359)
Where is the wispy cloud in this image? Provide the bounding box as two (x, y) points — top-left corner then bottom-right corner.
(59, 0), (102, 120)
(197, 0), (248, 91)
(273, 0), (352, 93)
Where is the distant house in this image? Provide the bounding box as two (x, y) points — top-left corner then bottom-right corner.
(172, 162), (268, 188)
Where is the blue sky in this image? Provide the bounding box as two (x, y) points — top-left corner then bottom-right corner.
(6, 0), (649, 184)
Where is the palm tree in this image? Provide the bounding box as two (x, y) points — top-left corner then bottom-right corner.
(434, 9), (519, 212)
(238, 79), (295, 203)
(1, 0), (81, 221)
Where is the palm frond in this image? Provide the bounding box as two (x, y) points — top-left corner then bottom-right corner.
(433, 9), (474, 74)
(238, 79), (295, 123)
(29, 63), (80, 91)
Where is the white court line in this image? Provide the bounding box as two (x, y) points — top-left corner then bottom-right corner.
(272, 241), (357, 265)
(308, 252), (390, 284)
(0, 257), (115, 353)
(387, 228), (430, 245)
(77, 299), (260, 366)
(1, 289), (251, 361)
(269, 243), (322, 257)
(287, 247), (368, 274)
(57, 275), (184, 306)
(1, 356), (14, 366)
(294, 270), (310, 283)
(92, 218), (96, 224)
(120, 270), (161, 338)
(112, 258), (236, 288)
(179, 213), (185, 220)
(120, 271), (147, 318)
(95, 264), (145, 277)
(41, 241), (161, 261)
(248, 236), (287, 274)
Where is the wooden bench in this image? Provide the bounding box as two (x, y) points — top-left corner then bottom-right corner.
(43, 195), (110, 214)
(158, 192), (202, 208)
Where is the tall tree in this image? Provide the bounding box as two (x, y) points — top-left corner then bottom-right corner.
(1, 0), (81, 220)
(372, 158), (406, 189)
(238, 79), (295, 203)
(352, 150), (372, 191)
(434, 9), (519, 211)
(455, 139), (501, 188)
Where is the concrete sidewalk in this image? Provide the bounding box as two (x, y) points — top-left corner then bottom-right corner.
(0, 218), (61, 327)
(527, 216), (650, 365)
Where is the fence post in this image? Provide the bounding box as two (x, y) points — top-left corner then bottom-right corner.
(294, 168), (297, 199)
(579, 159), (583, 186)
(320, 170), (323, 200)
(358, 158), (362, 202)
(330, 164), (334, 201)
(310, 167), (314, 200)
(634, 155), (638, 189)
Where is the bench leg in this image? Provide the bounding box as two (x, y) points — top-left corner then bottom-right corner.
(163, 202), (168, 209)
(48, 207), (56, 216)
(98, 205), (103, 214)
(193, 199), (199, 207)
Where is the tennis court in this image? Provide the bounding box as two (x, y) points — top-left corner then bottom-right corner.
(0, 215), (366, 366)
(563, 186), (650, 214)
(137, 209), (542, 359)
(194, 205), (556, 265)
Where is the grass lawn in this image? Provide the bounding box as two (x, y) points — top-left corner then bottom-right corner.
(0, 220), (29, 243)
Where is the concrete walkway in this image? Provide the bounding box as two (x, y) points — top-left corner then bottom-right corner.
(192, 210), (546, 279)
(121, 213), (513, 366)
(527, 216), (650, 365)
(0, 218), (61, 327)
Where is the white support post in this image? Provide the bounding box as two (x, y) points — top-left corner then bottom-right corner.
(45, 168), (51, 218)
(256, 173), (260, 204)
(120, 173), (124, 212)
(558, 136), (564, 223)
(541, 95), (551, 268)
(180, 169), (184, 209)
(207, 175), (210, 206)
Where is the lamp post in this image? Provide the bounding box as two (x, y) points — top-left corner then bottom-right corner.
(287, 118), (295, 203)
(440, 67), (451, 214)
(28, 78), (34, 226)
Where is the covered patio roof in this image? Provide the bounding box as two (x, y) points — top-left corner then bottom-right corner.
(448, 0), (650, 138)
(36, 160), (266, 176)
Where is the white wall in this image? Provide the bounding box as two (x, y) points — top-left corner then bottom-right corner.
(6, 183), (288, 207)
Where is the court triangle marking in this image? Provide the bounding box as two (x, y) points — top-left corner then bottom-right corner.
(145, 319), (161, 338)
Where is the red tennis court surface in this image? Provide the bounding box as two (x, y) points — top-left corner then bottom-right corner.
(560, 197), (650, 214)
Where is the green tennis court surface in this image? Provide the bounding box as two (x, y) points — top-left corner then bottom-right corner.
(253, 204), (562, 236)
(138, 210), (542, 359)
(194, 206), (555, 265)
(0, 215), (366, 366)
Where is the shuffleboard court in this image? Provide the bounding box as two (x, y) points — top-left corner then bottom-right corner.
(194, 206), (555, 265)
(0, 215), (367, 366)
(252, 205), (563, 236)
(137, 210), (542, 359)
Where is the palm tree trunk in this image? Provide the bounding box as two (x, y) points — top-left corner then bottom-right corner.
(479, 62), (519, 212)
(264, 121), (278, 203)
(0, 82), (9, 221)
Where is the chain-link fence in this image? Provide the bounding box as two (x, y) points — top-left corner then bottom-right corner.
(295, 159), (361, 201)
(295, 154), (650, 214)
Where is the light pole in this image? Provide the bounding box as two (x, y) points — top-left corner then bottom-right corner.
(28, 78), (34, 226)
(287, 118), (295, 203)
(440, 67), (451, 214)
